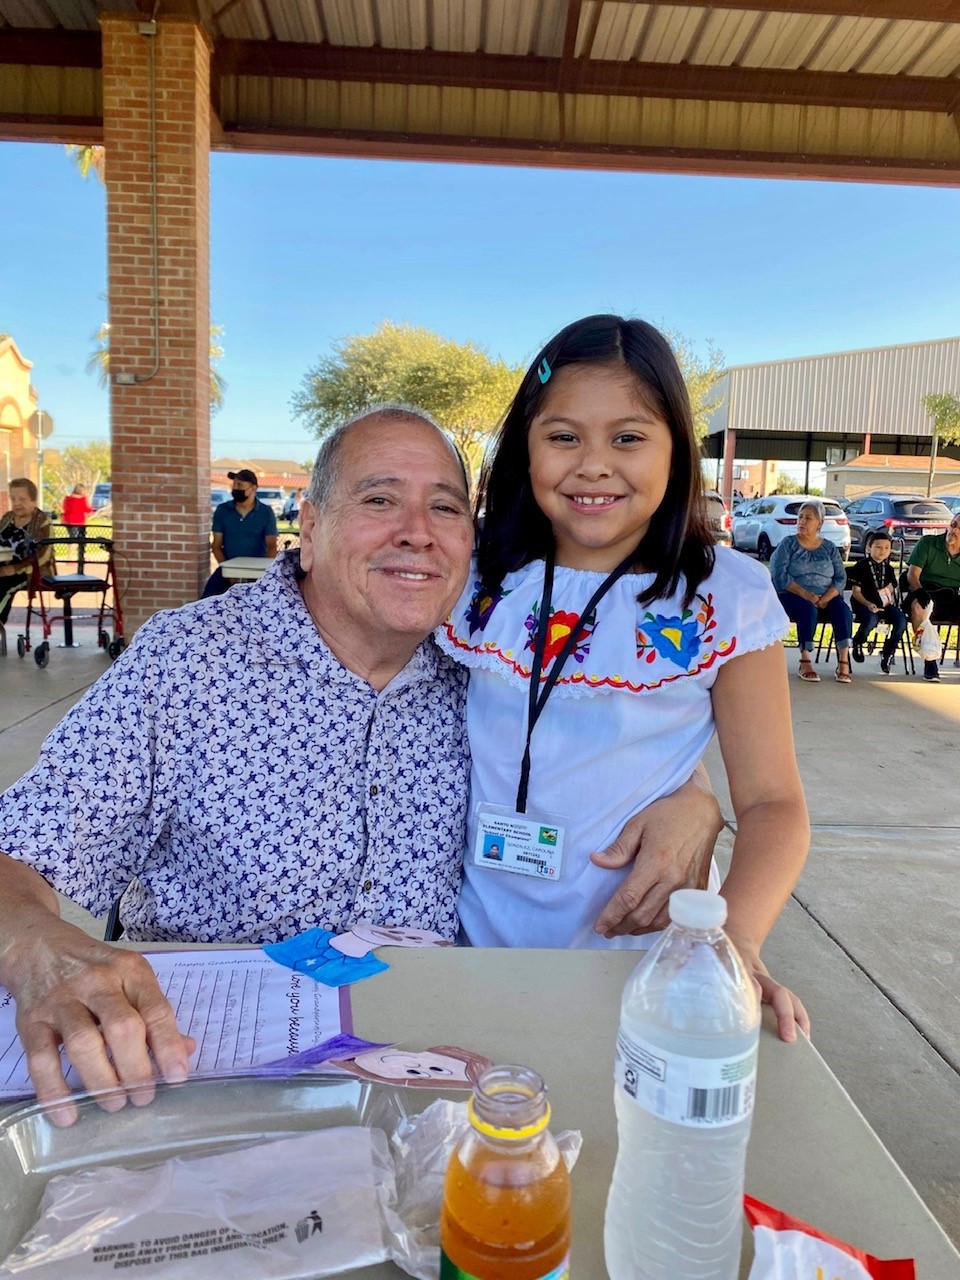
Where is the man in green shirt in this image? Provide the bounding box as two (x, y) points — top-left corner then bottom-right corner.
(905, 513), (960, 680)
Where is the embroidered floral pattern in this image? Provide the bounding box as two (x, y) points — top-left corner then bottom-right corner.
(463, 579), (510, 637)
(637, 593), (718, 670)
(524, 601), (597, 668)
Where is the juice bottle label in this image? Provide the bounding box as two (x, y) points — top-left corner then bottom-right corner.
(615, 1027), (757, 1127)
(440, 1249), (570, 1279)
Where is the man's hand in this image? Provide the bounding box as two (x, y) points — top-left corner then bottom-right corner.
(591, 775), (724, 937)
(3, 913), (193, 1125)
(725, 928), (810, 1044)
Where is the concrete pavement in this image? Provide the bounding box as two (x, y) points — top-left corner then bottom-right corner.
(1, 621), (959, 1246)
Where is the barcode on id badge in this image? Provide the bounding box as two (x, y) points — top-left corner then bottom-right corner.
(516, 853), (547, 871)
(686, 1084), (742, 1122)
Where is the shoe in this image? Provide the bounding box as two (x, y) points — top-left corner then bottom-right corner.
(923, 660), (941, 682)
(798, 659), (820, 682)
(852, 645), (864, 664)
(880, 655), (893, 675)
(835, 659), (853, 684)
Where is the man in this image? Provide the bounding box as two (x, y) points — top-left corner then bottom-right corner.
(0, 478), (54, 625)
(202, 467), (278, 597)
(0, 407), (719, 1113)
(904, 512), (960, 681)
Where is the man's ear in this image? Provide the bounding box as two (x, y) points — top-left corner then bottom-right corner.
(298, 500), (316, 572)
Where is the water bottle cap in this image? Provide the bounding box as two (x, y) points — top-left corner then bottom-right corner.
(668, 889), (727, 929)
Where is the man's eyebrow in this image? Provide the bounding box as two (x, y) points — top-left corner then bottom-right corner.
(353, 476), (468, 501)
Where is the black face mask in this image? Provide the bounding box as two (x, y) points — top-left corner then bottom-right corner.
(231, 488), (248, 502)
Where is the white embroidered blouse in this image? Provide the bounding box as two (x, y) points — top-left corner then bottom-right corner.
(436, 546), (789, 950)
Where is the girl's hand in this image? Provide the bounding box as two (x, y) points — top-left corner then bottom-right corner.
(725, 929), (811, 1044)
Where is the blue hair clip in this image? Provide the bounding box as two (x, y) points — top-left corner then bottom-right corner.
(537, 358), (552, 385)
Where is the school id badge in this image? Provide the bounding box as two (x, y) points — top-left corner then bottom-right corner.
(473, 803), (566, 881)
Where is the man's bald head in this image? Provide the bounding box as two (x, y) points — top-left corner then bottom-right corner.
(306, 405), (468, 513)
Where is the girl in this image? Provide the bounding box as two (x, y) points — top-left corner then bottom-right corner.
(438, 315), (809, 1040)
(846, 531), (907, 674)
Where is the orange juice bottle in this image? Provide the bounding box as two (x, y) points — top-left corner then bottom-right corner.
(440, 1064), (571, 1280)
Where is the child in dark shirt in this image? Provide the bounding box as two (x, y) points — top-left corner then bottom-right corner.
(847, 532), (907, 674)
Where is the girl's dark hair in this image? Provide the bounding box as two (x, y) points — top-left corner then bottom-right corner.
(476, 314), (714, 607)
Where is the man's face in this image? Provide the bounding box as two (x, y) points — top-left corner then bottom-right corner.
(233, 481), (256, 502)
(9, 487), (34, 520)
(948, 516), (960, 553)
(299, 416), (473, 652)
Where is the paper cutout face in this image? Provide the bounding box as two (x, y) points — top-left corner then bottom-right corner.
(346, 923), (452, 951)
(337, 1045), (493, 1089)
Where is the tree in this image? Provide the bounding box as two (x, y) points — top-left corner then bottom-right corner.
(921, 392), (960, 497)
(87, 320), (227, 415)
(66, 144), (106, 182)
(43, 441), (111, 514)
(663, 330), (726, 444)
(291, 322), (524, 478)
(772, 473), (807, 496)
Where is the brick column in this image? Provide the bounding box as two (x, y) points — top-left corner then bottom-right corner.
(101, 14), (211, 632)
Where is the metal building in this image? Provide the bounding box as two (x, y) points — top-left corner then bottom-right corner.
(703, 335), (960, 502)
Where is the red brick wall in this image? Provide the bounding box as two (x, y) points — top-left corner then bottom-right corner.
(101, 15), (211, 632)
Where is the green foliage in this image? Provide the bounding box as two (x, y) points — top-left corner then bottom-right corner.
(662, 330), (726, 443)
(773, 472), (807, 495)
(65, 144), (106, 182)
(43, 441), (111, 513)
(291, 322), (524, 478)
(921, 392), (960, 445)
(87, 319), (227, 414)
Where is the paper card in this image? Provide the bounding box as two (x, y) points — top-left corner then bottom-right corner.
(263, 929), (389, 988)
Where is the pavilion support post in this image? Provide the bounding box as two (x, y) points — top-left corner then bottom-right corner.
(101, 14), (212, 632)
(721, 428), (736, 509)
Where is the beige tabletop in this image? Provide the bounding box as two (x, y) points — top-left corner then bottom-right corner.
(219, 556), (272, 580)
(344, 946), (959, 1278)
(3, 946), (958, 1278)
(0, 548), (14, 564)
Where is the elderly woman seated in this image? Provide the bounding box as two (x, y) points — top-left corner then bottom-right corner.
(770, 499), (854, 684)
(0, 478), (54, 626)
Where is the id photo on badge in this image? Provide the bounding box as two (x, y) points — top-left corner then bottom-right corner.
(481, 834), (505, 862)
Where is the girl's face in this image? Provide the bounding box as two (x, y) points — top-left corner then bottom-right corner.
(869, 538), (891, 563)
(527, 364), (673, 572)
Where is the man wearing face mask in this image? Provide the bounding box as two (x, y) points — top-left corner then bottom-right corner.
(201, 468), (278, 598)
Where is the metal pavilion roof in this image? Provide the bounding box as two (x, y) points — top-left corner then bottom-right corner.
(2, 0), (960, 181)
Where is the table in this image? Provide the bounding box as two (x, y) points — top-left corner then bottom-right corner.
(219, 556), (273, 582)
(3, 947), (959, 1277)
(0, 548), (14, 564)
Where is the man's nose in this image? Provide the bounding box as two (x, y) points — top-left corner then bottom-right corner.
(394, 504), (433, 547)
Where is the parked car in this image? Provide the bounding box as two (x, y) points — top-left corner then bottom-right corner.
(732, 495), (850, 560)
(938, 494), (960, 515)
(91, 482), (112, 511)
(702, 490), (732, 546)
(844, 492), (952, 557)
(256, 486), (286, 517)
(210, 488), (230, 510)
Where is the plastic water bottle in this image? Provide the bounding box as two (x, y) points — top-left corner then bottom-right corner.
(604, 889), (761, 1280)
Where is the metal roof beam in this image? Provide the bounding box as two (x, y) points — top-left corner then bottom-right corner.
(214, 41), (960, 114)
(607, 0), (960, 21)
(0, 30), (101, 69)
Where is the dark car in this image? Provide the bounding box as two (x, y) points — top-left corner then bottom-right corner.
(844, 492), (952, 557)
(703, 490), (732, 547)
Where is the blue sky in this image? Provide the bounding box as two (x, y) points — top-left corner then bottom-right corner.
(2, 140), (959, 467)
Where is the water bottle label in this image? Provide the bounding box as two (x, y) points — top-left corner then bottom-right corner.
(440, 1249), (570, 1279)
(615, 1027), (757, 1127)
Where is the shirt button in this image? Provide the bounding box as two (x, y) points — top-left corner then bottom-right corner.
(363, 880), (373, 893)
(369, 784), (379, 797)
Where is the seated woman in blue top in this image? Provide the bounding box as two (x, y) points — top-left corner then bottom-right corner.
(770, 500), (854, 683)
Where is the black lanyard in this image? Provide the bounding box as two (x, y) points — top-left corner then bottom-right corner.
(516, 548), (637, 813)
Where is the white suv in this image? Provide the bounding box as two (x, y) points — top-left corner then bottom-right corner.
(732, 495), (850, 560)
(256, 487), (286, 517)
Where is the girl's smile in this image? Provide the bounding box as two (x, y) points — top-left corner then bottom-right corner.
(527, 363), (673, 572)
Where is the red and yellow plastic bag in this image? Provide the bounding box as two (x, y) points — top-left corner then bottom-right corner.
(745, 1195), (915, 1280)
